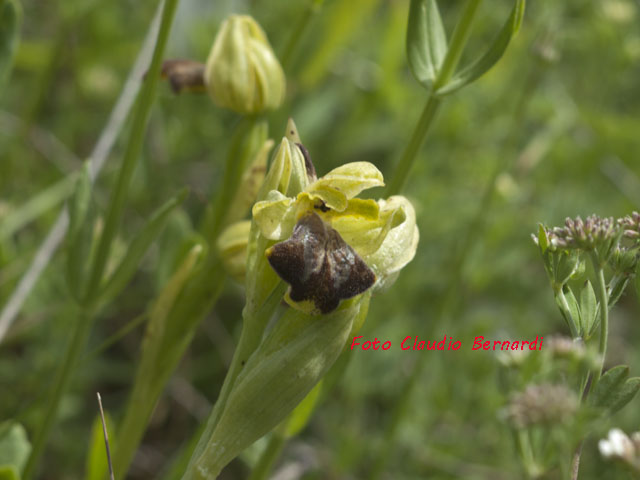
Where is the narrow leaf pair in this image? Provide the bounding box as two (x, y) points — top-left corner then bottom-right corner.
(407, 0), (525, 94)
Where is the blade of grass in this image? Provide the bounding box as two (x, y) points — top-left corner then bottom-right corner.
(21, 0), (181, 476)
(0, 2), (164, 343)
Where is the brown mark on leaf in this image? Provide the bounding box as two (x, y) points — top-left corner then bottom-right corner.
(267, 212), (375, 314)
(296, 143), (317, 183)
(160, 59), (206, 94)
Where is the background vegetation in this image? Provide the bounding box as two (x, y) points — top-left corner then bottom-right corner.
(2, 0), (640, 478)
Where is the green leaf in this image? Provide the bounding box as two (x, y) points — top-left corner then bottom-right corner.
(608, 377), (640, 414)
(608, 276), (628, 309)
(66, 165), (94, 300)
(436, 0), (525, 95)
(68, 164), (92, 241)
(537, 224), (548, 253)
(589, 365), (629, 409)
(555, 250), (579, 286)
(0, 421), (31, 477)
(556, 287), (580, 337)
(85, 414), (116, 480)
(579, 281), (598, 338)
(97, 188), (188, 306)
(281, 380), (323, 438)
(406, 0), (447, 90)
(0, 0), (21, 86)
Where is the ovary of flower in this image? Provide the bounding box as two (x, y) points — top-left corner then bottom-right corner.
(599, 428), (636, 461)
(252, 161), (419, 289)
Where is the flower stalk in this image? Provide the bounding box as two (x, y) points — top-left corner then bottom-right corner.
(386, 0), (482, 196)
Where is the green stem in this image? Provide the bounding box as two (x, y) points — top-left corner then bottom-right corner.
(370, 354), (425, 480)
(85, 0), (180, 302)
(570, 257), (609, 480)
(112, 261), (226, 480)
(280, 0), (324, 72)
(385, 0), (482, 196)
(22, 308), (94, 480)
(22, 1), (181, 477)
(590, 257), (609, 391)
(514, 430), (540, 478)
(370, 33), (547, 480)
(433, 0), (483, 90)
(385, 96), (441, 196)
(247, 434), (286, 480)
(200, 116), (258, 242)
(183, 281), (287, 475)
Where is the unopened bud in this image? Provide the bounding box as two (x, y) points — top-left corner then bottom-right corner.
(204, 15), (285, 114)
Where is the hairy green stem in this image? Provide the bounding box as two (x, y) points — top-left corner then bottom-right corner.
(386, 0), (482, 196)
(21, 1), (180, 477)
(248, 433), (286, 480)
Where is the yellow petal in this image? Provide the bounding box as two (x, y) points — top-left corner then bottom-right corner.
(297, 187), (348, 212)
(362, 196), (419, 289)
(307, 161), (384, 201)
(252, 190), (297, 240)
(331, 199), (400, 257)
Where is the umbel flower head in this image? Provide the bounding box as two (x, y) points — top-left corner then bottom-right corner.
(204, 15), (285, 114)
(504, 383), (578, 429)
(534, 215), (619, 252)
(251, 121), (419, 314)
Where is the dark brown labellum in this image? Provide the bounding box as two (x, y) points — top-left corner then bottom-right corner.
(267, 212), (375, 314)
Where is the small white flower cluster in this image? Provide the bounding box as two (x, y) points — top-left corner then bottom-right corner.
(599, 428), (640, 471)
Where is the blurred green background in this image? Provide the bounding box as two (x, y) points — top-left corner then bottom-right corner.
(2, 0), (640, 478)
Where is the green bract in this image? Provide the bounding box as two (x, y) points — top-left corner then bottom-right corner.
(204, 15), (285, 114)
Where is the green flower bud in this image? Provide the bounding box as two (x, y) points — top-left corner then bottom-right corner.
(204, 15), (285, 115)
(226, 138), (273, 225)
(217, 220), (251, 283)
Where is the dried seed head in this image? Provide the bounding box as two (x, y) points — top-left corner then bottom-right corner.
(505, 383), (578, 429)
(546, 335), (586, 360)
(160, 59), (206, 94)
